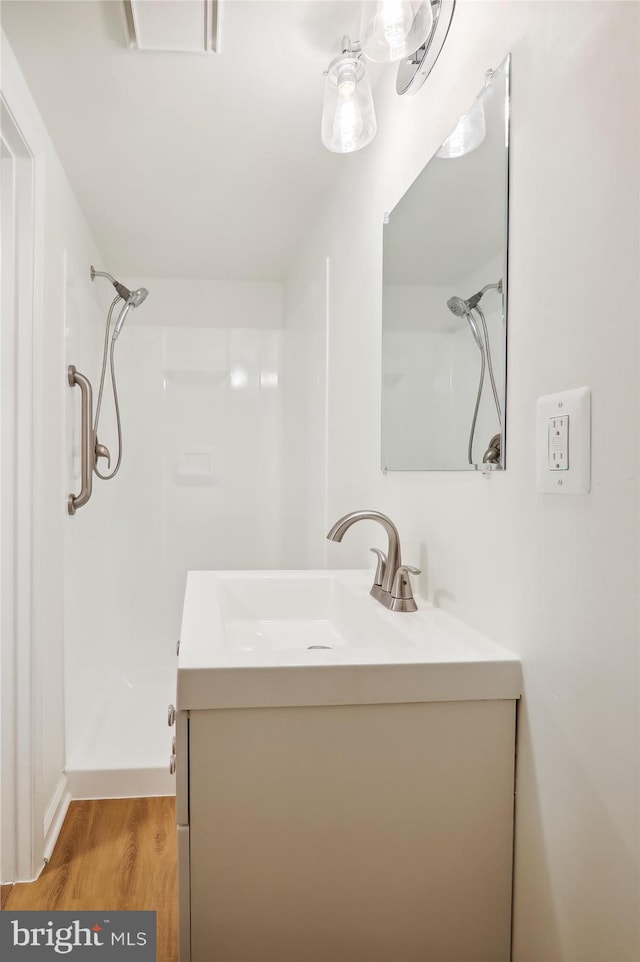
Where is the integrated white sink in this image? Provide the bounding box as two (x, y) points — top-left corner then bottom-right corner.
(211, 571), (424, 652)
(177, 570), (521, 709)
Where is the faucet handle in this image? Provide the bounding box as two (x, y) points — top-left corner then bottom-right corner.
(391, 565), (421, 601)
(369, 548), (387, 587)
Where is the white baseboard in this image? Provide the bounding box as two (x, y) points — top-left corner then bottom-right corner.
(66, 767), (176, 800)
(43, 775), (72, 863)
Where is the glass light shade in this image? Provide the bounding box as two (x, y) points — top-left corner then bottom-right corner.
(360, 0), (434, 64)
(321, 55), (377, 153)
(437, 100), (486, 159)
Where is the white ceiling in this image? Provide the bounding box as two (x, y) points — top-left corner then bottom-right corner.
(1, 0), (365, 281)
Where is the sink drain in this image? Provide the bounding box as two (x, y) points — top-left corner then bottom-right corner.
(307, 645), (332, 650)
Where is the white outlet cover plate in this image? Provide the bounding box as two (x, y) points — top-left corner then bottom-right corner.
(536, 387), (591, 494)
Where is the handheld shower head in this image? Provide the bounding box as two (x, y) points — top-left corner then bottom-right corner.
(127, 287), (149, 309)
(91, 267), (149, 338)
(447, 296), (484, 351)
(112, 303), (132, 341)
(114, 282), (149, 308)
(447, 278), (503, 349)
(447, 295), (470, 318)
(112, 287), (150, 339)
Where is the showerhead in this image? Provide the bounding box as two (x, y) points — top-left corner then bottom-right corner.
(112, 303), (132, 341)
(447, 279), (503, 350)
(91, 267), (149, 339)
(127, 287), (149, 309)
(112, 288), (150, 340)
(447, 295), (484, 351)
(447, 280), (503, 316)
(447, 295), (470, 318)
(113, 281), (149, 309)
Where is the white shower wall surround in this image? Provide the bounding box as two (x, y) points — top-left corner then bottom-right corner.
(64, 278), (323, 797)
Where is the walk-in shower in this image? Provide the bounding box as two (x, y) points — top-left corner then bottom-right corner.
(63, 274), (323, 798)
(447, 279), (503, 466)
(67, 267), (150, 513)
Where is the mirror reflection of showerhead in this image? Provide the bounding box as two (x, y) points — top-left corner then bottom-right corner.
(446, 296), (484, 351)
(448, 279), (503, 315)
(446, 295), (469, 318)
(464, 313), (484, 352)
(446, 281), (504, 466)
(466, 279), (503, 311)
(447, 279), (503, 350)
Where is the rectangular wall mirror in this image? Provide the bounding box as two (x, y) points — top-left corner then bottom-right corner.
(382, 55), (510, 472)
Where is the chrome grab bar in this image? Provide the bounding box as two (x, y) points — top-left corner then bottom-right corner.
(67, 365), (94, 515)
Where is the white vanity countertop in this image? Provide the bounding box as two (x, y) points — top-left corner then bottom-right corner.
(177, 569), (522, 710)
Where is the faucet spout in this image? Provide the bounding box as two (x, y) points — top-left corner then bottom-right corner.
(326, 510), (401, 595)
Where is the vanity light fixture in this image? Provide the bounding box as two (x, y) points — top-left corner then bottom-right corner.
(359, 0), (434, 64)
(437, 69), (493, 158)
(321, 36), (377, 154)
(437, 98), (486, 158)
(395, 0), (456, 96)
(321, 2), (455, 153)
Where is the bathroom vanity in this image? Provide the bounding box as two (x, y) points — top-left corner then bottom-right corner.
(172, 570), (521, 962)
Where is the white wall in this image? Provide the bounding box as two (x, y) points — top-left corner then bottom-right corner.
(119, 277), (283, 330)
(284, 3), (640, 959)
(1, 31), (110, 876)
(282, 252), (329, 567)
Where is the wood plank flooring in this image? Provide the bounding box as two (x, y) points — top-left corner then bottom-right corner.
(3, 798), (177, 962)
(1, 884), (12, 909)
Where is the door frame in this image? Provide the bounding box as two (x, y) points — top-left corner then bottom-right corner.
(0, 90), (43, 883)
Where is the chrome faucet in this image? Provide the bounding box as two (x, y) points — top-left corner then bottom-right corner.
(326, 510), (420, 612)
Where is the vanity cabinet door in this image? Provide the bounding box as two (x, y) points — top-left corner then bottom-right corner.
(187, 699), (516, 962)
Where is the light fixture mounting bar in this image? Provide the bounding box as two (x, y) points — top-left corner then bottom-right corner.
(396, 0), (455, 95)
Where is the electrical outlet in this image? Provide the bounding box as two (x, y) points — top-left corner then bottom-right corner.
(548, 415), (569, 470)
(537, 388), (591, 494)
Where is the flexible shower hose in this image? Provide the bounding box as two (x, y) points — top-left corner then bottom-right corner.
(474, 305), (502, 424)
(467, 306), (503, 466)
(468, 343), (486, 466)
(94, 295), (124, 480)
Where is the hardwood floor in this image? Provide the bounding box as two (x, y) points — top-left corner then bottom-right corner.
(3, 798), (177, 962)
(1, 884), (12, 909)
